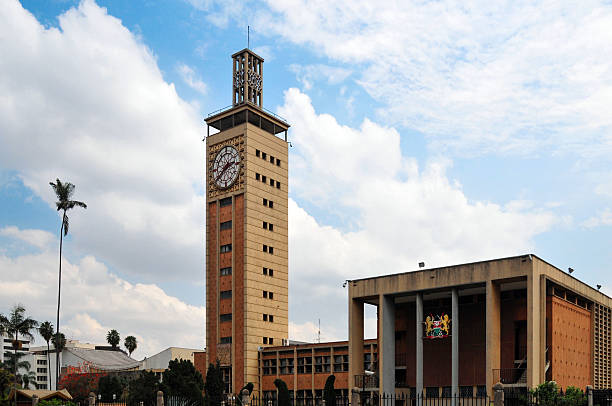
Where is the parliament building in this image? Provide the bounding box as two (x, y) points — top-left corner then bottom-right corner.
(203, 49), (612, 398)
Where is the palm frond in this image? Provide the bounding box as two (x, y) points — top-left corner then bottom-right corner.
(39, 321), (54, 342)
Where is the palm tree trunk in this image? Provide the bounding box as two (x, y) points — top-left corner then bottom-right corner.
(14, 331), (18, 406)
(55, 213), (64, 390)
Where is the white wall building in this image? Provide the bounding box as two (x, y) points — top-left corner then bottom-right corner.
(140, 347), (202, 372)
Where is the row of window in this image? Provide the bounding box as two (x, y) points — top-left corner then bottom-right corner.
(263, 198), (274, 208)
(419, 386), (487, 398)
(262, 355), (348, 375)
(255, 149), (282, 167)
(220, 244), (232, 253)
(262, 389), (349, 401)
(220, 197), (232, 207)
(220, 290), (232, 299)
(220, 313), (232, 322)
(263, 337), (275, 345)
(255, 173), (281, 189)
(37, 359), (47, 365)
(36, 368), (47, 374)
(263, 290), (274, 299)
(263, 221), (274, 231)
(220, 336), (232, 344)
(263, 244), (274, 254)
(220, 266), (274, 277)
(220, 220), (232, 230)
(262, 314), (274, 322)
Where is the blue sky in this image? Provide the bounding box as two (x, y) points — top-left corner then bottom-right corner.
(1, 0), (611, 358)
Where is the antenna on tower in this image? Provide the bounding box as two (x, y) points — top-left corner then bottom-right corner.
(317, 319), (321, 344)
(247, 26), (250, 49)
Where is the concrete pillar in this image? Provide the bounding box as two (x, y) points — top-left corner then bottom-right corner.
(349, 298), (365, 391)
(493, 382), (504, 406)
(527, 271), (545, 388)
(452, 288), (459, 404)
(156, 391), (164, 406)
(486, 281), (501, 397)
(88, 392), (96, 406)
(32, 395), (39, 406)
(416, 293), (424, 400)
(380, 294), (396, 395)
(351, 389), (361, 406)
(586, 385), (593, 406)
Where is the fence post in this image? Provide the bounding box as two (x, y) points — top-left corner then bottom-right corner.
(586, 386), (593, 406)
(32, 394), (39, 406)
(157, 391), (164, 406)
(493, 382), (504, 406)
(241, 389), (250, 406)
(88, 392), (96, 406)
(351, 389), (360, 406)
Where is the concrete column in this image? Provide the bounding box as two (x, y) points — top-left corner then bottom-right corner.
(416, 293), (424, 399)
(486, 281), (501, 397)
(380, 294), (396, 395)
(156, 391), (164, 406)
(349, 298), (365, 391)
(527, 271), (544, 388)
(493, 382), (504, 406)
(452, 288), (459, 403)
(586, 385), (593, 406)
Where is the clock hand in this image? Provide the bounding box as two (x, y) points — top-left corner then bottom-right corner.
(215, 161), (236, 182)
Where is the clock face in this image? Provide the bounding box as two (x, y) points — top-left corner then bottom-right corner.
(213, 146), (240, 189)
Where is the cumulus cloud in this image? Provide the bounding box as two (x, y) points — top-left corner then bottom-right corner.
(0, 0), (205, 282)
(0, 227), (204, 359)
(283, 89), (557, 338)
(0, 226), (55, 250)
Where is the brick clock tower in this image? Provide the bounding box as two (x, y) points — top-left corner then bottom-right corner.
(205, 49), (290, 394)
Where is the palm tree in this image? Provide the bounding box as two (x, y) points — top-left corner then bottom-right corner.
(38, 321), (54, 387)
(106, 330), (120, 349)
(50, 332), (66, 389)
(0, 305), (38, 406)
(124, 336), (137, 357)
(20, 371), (36, 390)
(49, 178), (87, 389)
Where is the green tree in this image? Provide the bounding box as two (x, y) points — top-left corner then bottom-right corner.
(50, 178), (87, 389)
(562, 387), (586, 406)
(204, 361), (223, 406)
(98, 375), (124, 402)
(0, 305), (38, 406)
(38, 321), (54, 388)
(273, 379), (290, 406)
(106, 330), (120, 349)
(160, 359), (204, 402)
(127, 371), (159, 405)
(124, 336), (137, 357)
(0, 369), (15, 398)
(531, 381), (560, 406)
(323, 375), (336, 406)
(20, 371), (36, 389)
(38, 400), (76, 406)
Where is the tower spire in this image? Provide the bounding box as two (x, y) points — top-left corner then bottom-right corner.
(232, 48), (263, 107)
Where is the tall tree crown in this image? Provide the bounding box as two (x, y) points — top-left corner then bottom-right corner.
(107, 329), (120, 348)
(49, 178), (87, 235)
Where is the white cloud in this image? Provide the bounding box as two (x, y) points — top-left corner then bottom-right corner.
(0, 227), (204, 359)
(201, 0), (612, 159)
(582, 208), (612, 228)
(177, 63), (208, 96)
(0, 226), (55, 250)
(289, 64), (351, 90)
(283, 89), (557, 336)
(0, 0), (206, 281)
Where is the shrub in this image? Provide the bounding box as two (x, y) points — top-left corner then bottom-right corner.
(204, 361), (223, 406)
(273, 379), (290, 406)
(323, 375), (336, 406)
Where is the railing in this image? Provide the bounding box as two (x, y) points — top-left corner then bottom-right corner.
(207, 102), (288, 123)
(355, 374), (379, 389)
(366, 393), (489, 406)
(492, 368), (527, 385)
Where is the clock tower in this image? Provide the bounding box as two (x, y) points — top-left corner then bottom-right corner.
(205, 49), (290, 394)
